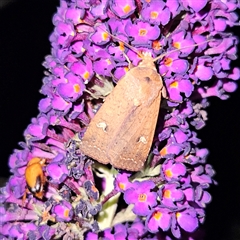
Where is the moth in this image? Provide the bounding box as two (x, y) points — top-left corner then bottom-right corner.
(79, 52), (166, 171)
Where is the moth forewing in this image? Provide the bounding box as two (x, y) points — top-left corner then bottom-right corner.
(79, 55), (165, 171)
(108, 91), (162, 171)
(107, 67), (163, 171)
(79, 69), (140, 165)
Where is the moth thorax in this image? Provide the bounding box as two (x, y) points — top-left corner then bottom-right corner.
(138, 58), (156, 70)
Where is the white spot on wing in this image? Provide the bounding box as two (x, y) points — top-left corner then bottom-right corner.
(138, 136), (147, 144)
(96, 122), (107, 132)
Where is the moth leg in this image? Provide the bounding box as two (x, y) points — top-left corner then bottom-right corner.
(161, 86), (167, 99)
(122, 51), (134, 69)
(161, 84), (182, 104)
(160, 86), (181, 110)
(110, 72), (119, 82)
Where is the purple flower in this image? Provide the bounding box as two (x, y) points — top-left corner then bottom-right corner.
(175, 208), (199, 233)
(51, 93), (72, 113)
(124, 181), (157, 216)
(141, 0), (171, 26)
(65, 6), (85, 24)
(162, 160), (187, 181)
(110, 0), (136, 19)
(46, 155), (69, 184)
(195, 185), (212, 207)
(190, 56), (214, 81)
(24, 115), (49, 142)
(91, 0), (109, 20)
(166, 77), (194, 101)
(52, 200), (73, 222)
(57, 72), (85, 101)
(159, 182), (184, 208)
(125, 20), (160, 46)
(182, 0), (208, 13)
(51, 21), (75, 48)
(146, 207), (172, 232)
(171, 30), (195, 56)
(114, 172), (132, 192)
(159, 51), (189, 77)
(93, 56), (116, 77)
(90, 23), (111, 45)
(70, 57), (94, 83)
(113, 65), (129, 79)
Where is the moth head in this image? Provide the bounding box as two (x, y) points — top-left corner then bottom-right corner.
(138, 51), (156, 69)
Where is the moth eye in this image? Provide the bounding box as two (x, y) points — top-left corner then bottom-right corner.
(144, 77), (151, 82)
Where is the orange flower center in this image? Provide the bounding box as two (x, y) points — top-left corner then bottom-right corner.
(153, 211), (162, 220)
(164, 57), (173, 66)
(176, 212), (181, 218)
(106, 59), (112, 65)
(173, 42), (181, 49)
(119, 42), (125, 51)
(152, 40), (162, 50)
(170, 81), (179, 88)
(83, 71), (90, 80)
(160, 147), (167, 156)
(138, 193), (147, 202)
(102, 32), (109, 41)
(163, 189), (171, 198)
(123, 4), (131, 13)
(150, 11), (158, 19)
(139, 29), (147, 36)
(73, 84), (80, 93)
(64, 209), (69, 218)
(118, 183), (125, 190)
(165, 169), (173, 178)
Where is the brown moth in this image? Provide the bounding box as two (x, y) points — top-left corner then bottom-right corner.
(79, 52), (167, 171)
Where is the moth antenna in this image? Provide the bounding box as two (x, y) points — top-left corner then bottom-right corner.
(153, 38), (214, 62)
(96, 24), (144, 58)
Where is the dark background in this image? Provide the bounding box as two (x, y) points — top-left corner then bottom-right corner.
(0, 1), (240, 239)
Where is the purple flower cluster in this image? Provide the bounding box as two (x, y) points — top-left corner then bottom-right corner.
(1, 0), (239, 239)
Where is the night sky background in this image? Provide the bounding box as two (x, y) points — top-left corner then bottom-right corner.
(0, 1), (240, 239)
